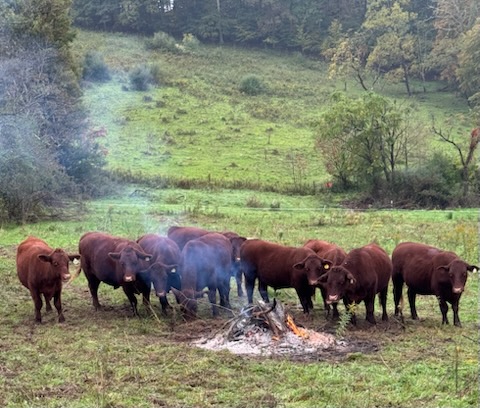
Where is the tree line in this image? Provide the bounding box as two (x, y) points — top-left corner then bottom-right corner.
(72, 0), (480, 104)
(0, 0), (106, 223)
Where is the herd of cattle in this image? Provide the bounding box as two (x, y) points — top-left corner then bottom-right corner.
(16, 226), (478, 329)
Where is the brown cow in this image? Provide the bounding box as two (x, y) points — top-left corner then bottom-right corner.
(172, 233), (232, 317)
(167, 226), (246, 296)
(318, 243), (392, 324)
(240, 239), (332, 314)
(392, 242), (478, 327)
(78, 232), (153, 316)
(16, 236), (80, 323)
(304, 239), (347, 318)
(136, 234), (181, 313)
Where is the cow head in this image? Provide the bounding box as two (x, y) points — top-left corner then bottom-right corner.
(293, 254), (333, 286)
(148, 262), (178, 298)
(437, 259), (478, 294)
(171, 287), (203, 317)
(108, 246), (152, 283)
(38, 249), (80, 282)
(317, 266), (356, 304)
(229, 236), (247, 263)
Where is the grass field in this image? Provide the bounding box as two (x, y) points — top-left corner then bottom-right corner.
(0, 197), (478, 408)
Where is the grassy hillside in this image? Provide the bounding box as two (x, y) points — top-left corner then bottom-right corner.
(73, 30), (471, 193)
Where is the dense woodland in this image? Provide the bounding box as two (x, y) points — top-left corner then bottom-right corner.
(0, 0), (479, 223)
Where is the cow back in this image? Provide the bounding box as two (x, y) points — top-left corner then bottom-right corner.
(167, 226), (210, 250)
(241, 239), (315, 288)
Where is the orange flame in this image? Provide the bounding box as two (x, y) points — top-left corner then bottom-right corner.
(286, 314), (310, 339)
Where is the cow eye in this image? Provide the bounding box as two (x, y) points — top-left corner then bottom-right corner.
(53, 262), (59, 267)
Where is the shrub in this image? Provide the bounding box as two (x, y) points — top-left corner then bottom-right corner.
(129, 65), (153, 91)
(149, 63), (163, 86)
(82, 51), (111, 82)
(182, 33), (201, 52)
(146, 31), (178, 52)
(239, 74), (266, 96)
(245, 195), (264, 208)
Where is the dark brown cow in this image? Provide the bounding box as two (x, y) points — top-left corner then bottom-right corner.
(304, 239), (347, 318)
(240, 239), (332, 314)
(318, 243), (392, 324)
(172, 233), (232, 317)
(167, 226), (247, 296)
(136, 234), (181, 313)
(16, 236), (80, 323)
(392, 242), (478, 327)
(78, 232), (153, 315)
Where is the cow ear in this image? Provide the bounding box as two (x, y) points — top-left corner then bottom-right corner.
(69, 254), (81, 262)
(108, 252), (121, 260)
(437, 265), (449, 273)
(467, 264), (478, 273)
(38, 254), (52, 263)
(346, 272), (356, 285)
(293, 262), (305, 270)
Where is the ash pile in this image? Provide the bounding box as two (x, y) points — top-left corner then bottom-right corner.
(193, 299), (351, 359)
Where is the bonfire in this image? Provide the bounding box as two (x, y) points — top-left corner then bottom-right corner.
(193, 299), (349, 359)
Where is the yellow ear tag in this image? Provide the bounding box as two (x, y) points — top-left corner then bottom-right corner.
(171, 268), (177, 273)
(324, 264), (329, 270)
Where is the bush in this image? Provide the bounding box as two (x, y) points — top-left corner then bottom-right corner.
(149, 63), (163, 86)
(239, 74), (266, 96)
(82, 51), (111, 82)
(129, 65), (153, 91)
(182, 33), (201, 52)
(146, 31), (178, 52)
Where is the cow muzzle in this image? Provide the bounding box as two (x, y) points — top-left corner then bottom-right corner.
(452, 286), (464, 294)
(124, 275), (135, 282)
(326, 294), (339, 304)
(61, 273), (71, 282)
(156, 291), (166, 298)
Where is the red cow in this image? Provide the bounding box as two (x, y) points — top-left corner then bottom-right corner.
(167, 226), (246, 296)
(172, 233), (232, 317)
(78, 232), (153, 316)
(240, 239), (332, 314)
(16, 236), (80, 323)
(136, 234), (181, 313)
(304, 239), (347, 318)
(392, 242), (478, 327)
(318, 243), (392, 324)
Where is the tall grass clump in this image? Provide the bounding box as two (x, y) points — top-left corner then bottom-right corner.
(129, 65), (153, 91)
(146, 31), (178, 52)
(82, 51), (111, 82)
(239, 74), (266, 95)
(181, 33), (201, 53)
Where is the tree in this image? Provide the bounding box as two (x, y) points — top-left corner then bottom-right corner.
(429, 0), (479, 86)
(363, 0), (418, 96)
(432, 121), (479, 201)
(457, 19), (480, 106)
(315, 92), (419, 194)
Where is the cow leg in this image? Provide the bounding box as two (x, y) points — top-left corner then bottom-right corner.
(53, 291), (65, 323)
(258, 281), (270, 303)
(392, 274), (404, 317)
(235, 270), (244, 297)
(331, 302), (340, 319)
(407, 288), (418, 320)
(207, 287), (218, 317)
(364, 296), (376, 324)
(86, 275), (102, 310)
(319, 286), (332, 317)
(218, 279), (232, 311)
(242, 265), (256, 304)
(30, 289), (43, 323)
(44, 294), (53, 312)
(379, 288), (388, 321)
(122, 287), (139, 316)
(159, 296), (171, 314)
(452, 299), (461, 327)
(437, 296), (449, 325)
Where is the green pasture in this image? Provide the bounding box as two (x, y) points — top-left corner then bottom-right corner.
(74, 30), (471, 191)
(0, 196), (478, 407)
